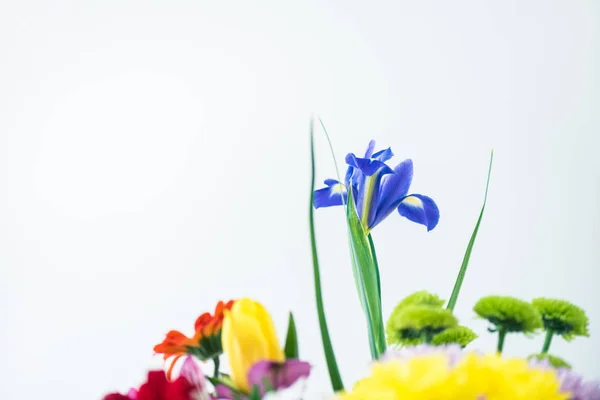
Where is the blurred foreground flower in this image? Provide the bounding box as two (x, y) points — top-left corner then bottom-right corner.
(154, 300), (234, 379)
(103, 357), (209, 400)
(314, 140), (439, 232)
(338, 345), (568, 400)
(530, 357), (600, 400)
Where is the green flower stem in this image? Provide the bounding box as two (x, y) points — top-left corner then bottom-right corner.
(542, 329), (554, 354)
(213, 356), (220, 378)
(497, 329), (507, 353)
(367, 233), (382, 301)
(423, 331), (436, 344)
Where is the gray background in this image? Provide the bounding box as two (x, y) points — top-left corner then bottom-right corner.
(1, 1), (598, 398)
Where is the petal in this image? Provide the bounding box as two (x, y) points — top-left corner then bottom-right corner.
(313, 180), (347, 208)
(126, 389), (138, 400)
(137, 371), (169, 400)
(243, 300), (284, 362)
(246, 360), (276, 395)
(344, 166), (355, 187)
(222, 318), (265, 392)
(166, 354), (184, 381)
(180, 356), (207, 393)
(372, 147), (394, 162)
(164, 377), (195, 399)
(397, 194), (440, 231)
(247, 360), (311, 394)
(222, 299), (284, 393)
(102, 394), (131, 400)
(364, 140), (376, 158)
(214, 385), (247, 400)
(345, 153), (393, 176)
(371, 159), (414, 228)
(274, 360), (311, 389)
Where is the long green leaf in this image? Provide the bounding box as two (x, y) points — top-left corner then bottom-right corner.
(284, 312), (299, 359)
(318, 118), (385, 359)
(446, 150), (494, 311)
(367, 233), (382, 302)
(346, 188), (386, 359)
(308, 119), (344, 391)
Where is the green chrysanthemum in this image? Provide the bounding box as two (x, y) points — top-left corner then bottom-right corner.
(528, 353), (572, 369)
(474, 295), (542, 333)
(387, 305), (458, 345)
(532, 297), (590, 341)
(392, 290), (446, 309)
(474, 295), (542, 353)
(431, 325), (478, 347)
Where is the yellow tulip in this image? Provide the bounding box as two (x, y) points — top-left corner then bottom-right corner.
(221, 298), (285, 392)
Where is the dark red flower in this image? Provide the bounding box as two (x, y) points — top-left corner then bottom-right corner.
(103, 370), (194, 400)
(102, 394), (130, 400)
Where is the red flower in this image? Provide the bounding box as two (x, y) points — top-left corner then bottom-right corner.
(103, 395), (130, 400)
(103, 370), (193, 400)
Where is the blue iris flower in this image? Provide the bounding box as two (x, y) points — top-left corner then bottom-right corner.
(313, 140), (440, 232)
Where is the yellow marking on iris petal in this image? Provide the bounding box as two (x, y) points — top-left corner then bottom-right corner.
(332, 183), (346, 194)
(403, 196), (423, 208)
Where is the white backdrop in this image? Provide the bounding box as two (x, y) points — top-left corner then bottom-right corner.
(1, 1), (599, 398)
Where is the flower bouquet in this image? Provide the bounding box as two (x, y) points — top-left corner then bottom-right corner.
(103, 121), (599, 400)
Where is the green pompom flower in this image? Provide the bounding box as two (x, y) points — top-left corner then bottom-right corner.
(387, 305), (458, 345)
(474, 295), (542, 333)
(531, 297), (589, 354)
(473, 295), (542, 353)
(532, 298), (589, 340)
(528, 353), (572, 369)
(392, 290), (446, 309)
(431, 325), (478, 347)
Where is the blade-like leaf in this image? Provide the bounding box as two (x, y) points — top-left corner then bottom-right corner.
(248, 385), (261, 400)
(346, 187), (386, 359)
(367, 233), (382, 302)
(446, 150), (494, 311)
(308, 118), (344, 392)
(284, 312), (299, 359)
(318, 118), (385, 360)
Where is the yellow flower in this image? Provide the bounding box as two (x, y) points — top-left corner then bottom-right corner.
(221, 298), (284, 392)
(337, 352), (568, 400)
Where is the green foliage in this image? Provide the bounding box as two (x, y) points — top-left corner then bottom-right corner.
(387, 304), (458, 345)
(474, 295), (543, 333)
(308, 120), (344, 391)
(532, 297), (590, 341)
(432, 325), (478, 347)
(447, 150), (494, 311)
(346, 186), (386, 359)
(528, 353), (572, 369)
(284, 312), (299, 359)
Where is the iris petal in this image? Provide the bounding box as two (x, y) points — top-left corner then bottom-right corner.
(371, 159), (414, 228)
(372, 147), (394, 162)
(345, 154), (394, 176)
(313, 180), (347, 208)
(364, 140), (376, 158)
(397, 194), (440, 231)
(344, 166), (354, 187)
